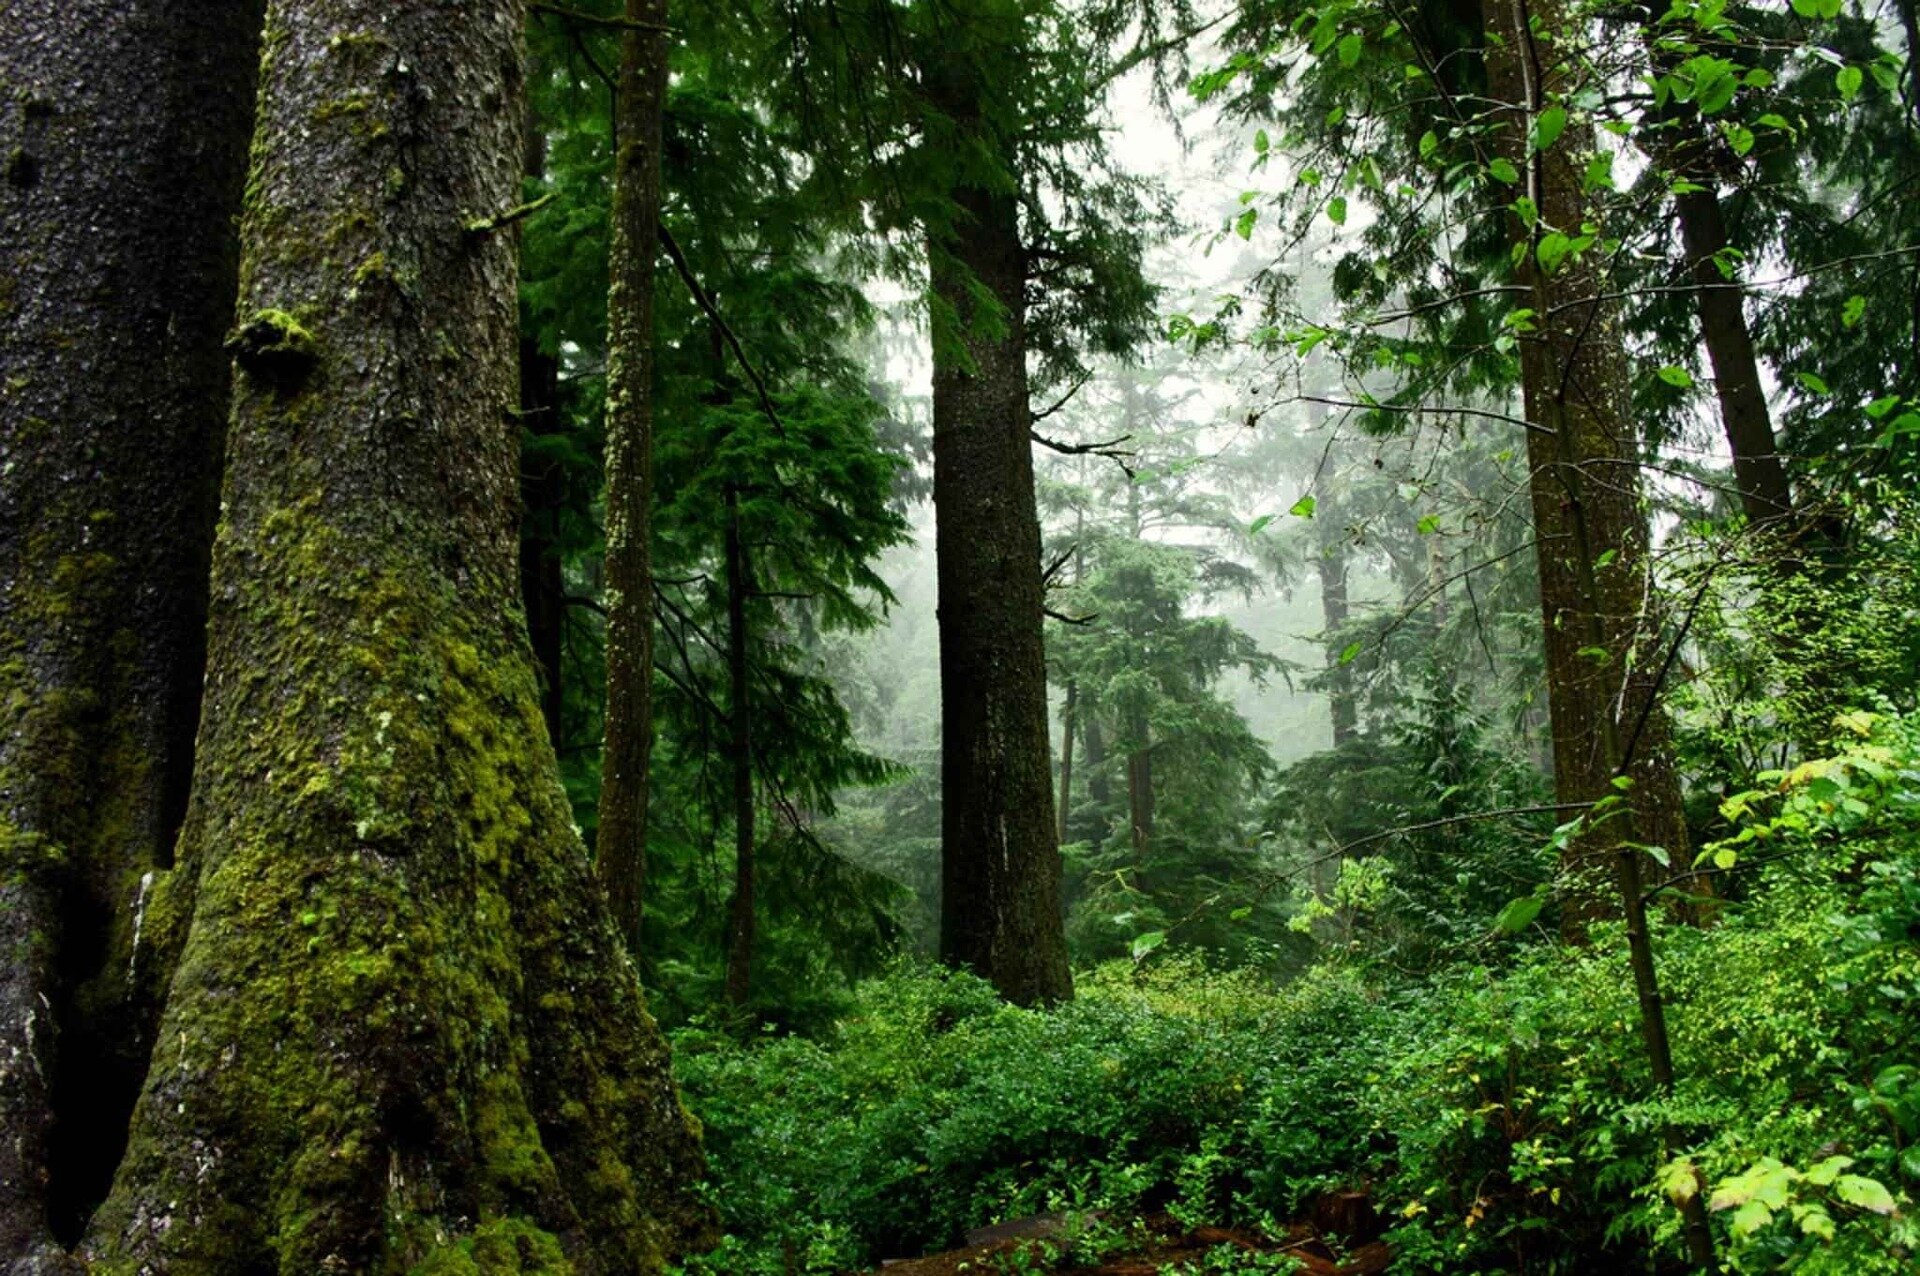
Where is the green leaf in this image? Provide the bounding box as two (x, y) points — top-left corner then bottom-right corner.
(1838, 65), (1863, 100)
(1493, 895), (1543, 934)
(1833, 1174), (1897, 1214)
(1249, 514), (1275, 536)
(1418, 129), (1439, 159)
(1339, 640), (1363, 665)
(1536, 231), (1572, 273)
(1290, 494), (1317, 518)
(1253, 128), (1270, 155)
(1724, 123), (1754, 156)
(1327, 196), (1348, 225)
(1842, 294), (1867, 328)
(1531, 105), (1568, 152)
(1865, 394), (1902, 420)
(1130, 930), (1168, 961)
(1416, 513), (1441, 534)
(1657, 365), (1694, 389)
(1338, 33), (1364, 66)
(1796, 371), (1831, 395)
(1489, 157), (1520, 184)
(1235, 206), (1258, 240)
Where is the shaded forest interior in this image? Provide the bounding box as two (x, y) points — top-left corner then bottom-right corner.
(3, 0), (1919, 1273)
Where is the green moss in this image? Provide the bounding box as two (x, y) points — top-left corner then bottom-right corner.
(407, 1219), (573, 1275)
(226, 308), (318, 387)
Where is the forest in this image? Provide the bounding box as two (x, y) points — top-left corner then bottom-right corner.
(2, 0), (1918, 1271)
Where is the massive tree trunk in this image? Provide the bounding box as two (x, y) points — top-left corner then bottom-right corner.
(1480, 0), (1713, 1263)
(69, 1), (712, 1268)
(1479, 0), (1691, 929)
(927, 76), (1072, 1006)
(0, 2), (260, 1261)
(722, 484), (756, 1007)
(596, 0), (672, 950)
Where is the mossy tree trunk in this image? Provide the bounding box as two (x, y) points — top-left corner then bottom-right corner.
(596, 0), (672, 951)
(1479, 0), (1692, 933)
(0, 2), (260, 1263)
(71, 0), (712, 1269)
(926, 69), (1073, 1008)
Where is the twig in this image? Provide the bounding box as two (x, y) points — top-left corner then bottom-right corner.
(463, 191), (556, 236)
(657, 224), (786, 437)
(530, 2), (670, 33)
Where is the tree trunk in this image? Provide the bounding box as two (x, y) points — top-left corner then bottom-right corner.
(519, 338), (569, 745)
(1125, 720), (1154, 866)
(1636, 34), (1793, 528)
(0, 2), (260, 1261)
(1480, 0), (1714, 1264)
(596, 0), (671, 951)
(723, 485), (756, 1008)
(1316, 498), (1357, 749)
(73, 1), (713, 1268)
(1056, 681), (1078, 844)
(926, 79), (1071, 1007)
(1479, 0), (1691, 930)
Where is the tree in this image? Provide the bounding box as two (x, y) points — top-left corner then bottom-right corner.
(596, 0), (671, 949)
(0, 1), (260, 1259)
(59, 1), (711, 1266)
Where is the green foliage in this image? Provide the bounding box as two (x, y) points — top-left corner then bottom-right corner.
(668, 706), (1920, 1272)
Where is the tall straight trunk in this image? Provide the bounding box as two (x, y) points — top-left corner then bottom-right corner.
(926, 80), (1071, 1007)
(596, 0), (671, 949)
(74, 1), (712, 1267)
(1125, 717), (1154, 865)
(1057, 681), (1078, 843)
(1480, 0), (1714, 1265)
(1084, 716), (1112, 807)
(1479, 0), (1691, 930)
(1316, 494), (1357, 749)
(0, 2), (260, 1259)
(520, 338), (569, 744)
(723, 485), (756, 1007)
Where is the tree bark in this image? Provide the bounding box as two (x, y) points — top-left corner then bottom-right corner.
(0, 1), (260, 1261)
(927, 74), (1073, 1006)
(71, 1), (712, 1268)
(723, 485), (756, 1007)
(596, 0), (671, 951)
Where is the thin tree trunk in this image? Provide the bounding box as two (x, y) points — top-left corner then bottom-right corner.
(1316, 492), (1357, 749)
(1058, 680), (1078, 843)
(596, 0), (671, 950)
(723, 484), (756, 1007)
(1636, 35), (1793, 528)
(1125, 717), (1154, 865)
(1480, 0), (1714, 1265)
(75, 1), (712, 1267)
(0, 2), (260, 1260)
(519, 338), (569, 744)
(1084, 716), (1112, 807)
(926, 71), (1071, 1006)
